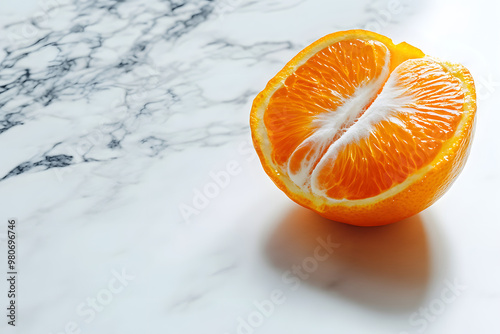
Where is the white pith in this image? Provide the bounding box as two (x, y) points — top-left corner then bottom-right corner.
(291, 58), (465, 199)
(286, 44), (427, 197)
(309, 61), (417, 197)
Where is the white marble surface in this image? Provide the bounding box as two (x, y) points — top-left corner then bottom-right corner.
(0, 0), (499, 333)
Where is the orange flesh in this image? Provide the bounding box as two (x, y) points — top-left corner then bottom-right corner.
(263, 39), (465, 200)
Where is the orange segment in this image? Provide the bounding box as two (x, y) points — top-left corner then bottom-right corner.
(264, 39), (390, 168)
(250, 30), (476, 226)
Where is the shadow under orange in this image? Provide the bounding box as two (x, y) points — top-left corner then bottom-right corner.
(265, 207), (431, 312)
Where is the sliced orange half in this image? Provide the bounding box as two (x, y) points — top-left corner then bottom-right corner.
(250, 30), (476, 226)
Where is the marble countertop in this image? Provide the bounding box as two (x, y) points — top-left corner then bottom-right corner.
(1, 0), (499, 333)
